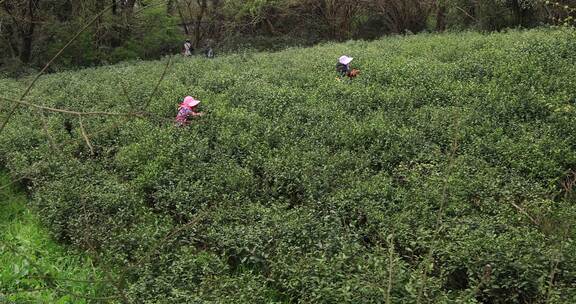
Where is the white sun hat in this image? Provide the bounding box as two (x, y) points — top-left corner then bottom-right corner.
(339, 55), (354, 65)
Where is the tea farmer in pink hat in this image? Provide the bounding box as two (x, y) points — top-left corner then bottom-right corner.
(336, 55), (360, 80)
(175, 96), (204, 126)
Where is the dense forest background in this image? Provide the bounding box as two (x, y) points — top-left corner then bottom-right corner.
(1, 0), (575, 75)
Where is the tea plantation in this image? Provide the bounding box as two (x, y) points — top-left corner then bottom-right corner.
(0, 28), (575, 303)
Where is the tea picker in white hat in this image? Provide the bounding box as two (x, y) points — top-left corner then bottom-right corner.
(336, 55), (360, 80)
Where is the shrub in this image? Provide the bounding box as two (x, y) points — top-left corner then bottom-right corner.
(1, 29), (575, 302)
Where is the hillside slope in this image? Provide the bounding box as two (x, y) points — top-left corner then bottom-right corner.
(1, 28), (576, 303)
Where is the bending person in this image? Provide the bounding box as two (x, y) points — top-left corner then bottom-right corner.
(175, 96), (204, 126)
(336, 55), (360, 80)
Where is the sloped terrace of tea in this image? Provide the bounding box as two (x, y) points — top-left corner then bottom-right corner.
(0, 29), (575, 303)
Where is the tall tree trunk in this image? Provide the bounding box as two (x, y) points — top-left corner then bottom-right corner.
(124, 0), (137, 15)
(95, 0), (106, 47)
(167, 0), (176, 14)
(265, 18), (276, 35)
(20, 0), (40, 63)
(20, 28), (34, 63)
(509, 0), (523, 25)
(509, 0), (536, 27)
(2, 22), (18, 58)
(194, 0), (207, 48)
(2, 2), (21, 59)
(208, 0), (222, 42)
(117, 0), (137, 41)
(436, 2), (447, 32)
(176, 1), (190, 35)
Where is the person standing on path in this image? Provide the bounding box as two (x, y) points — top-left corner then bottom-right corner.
(183, 39), (193, 57)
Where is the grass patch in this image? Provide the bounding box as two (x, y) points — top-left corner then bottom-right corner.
(0, 172), (109, 303)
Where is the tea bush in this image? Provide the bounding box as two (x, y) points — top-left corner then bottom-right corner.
(1, 28), (575, 303)
(0, 172), (108, 303)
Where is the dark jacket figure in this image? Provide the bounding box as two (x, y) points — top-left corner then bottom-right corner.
(336, 62), (349, 77)
(204, 47), (215, 58)
(183, 40), (193, 56)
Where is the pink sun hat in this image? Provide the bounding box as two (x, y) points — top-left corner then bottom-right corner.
(339, 55), (353, 65)
(182, 96), (200, 108)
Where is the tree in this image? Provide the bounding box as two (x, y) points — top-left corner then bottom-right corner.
(370, 0), (433, 34)
(307, 0), (364, 40)
(436, 0), (448, 31)
(1, 0), (42, 63)
(505, 0), (538, 26)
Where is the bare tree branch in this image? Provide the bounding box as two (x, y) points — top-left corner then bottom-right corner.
(0, 176), (22, 191)
(385, 233), (395, 304)
(510, 201), (539, 226)
(0, 3), (114, 135)
(53, 286), (121, 301)
(455, 5), (479, 22)
(39, 109), (58, 151)
(26, 275), (113, 284)
(119, 79), (134, 106)
(417, 112), (462, 304)
(3, 287), (55, 295)
(0, 96), (149, 117)
(78, 115), (94, 155)
(130, 211), (205, 271)
(144, 56), (172, 110)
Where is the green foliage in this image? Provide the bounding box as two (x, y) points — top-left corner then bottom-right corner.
(108, 6), (182, 64)
(1, 29), (576, 302)
(0, 172), (109, 303)
(4, 0), (574, 74)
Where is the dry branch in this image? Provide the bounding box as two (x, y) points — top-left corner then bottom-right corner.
(0, 3), (179, 301)
(546, 258), (560, 303)
(53, 286), (121, 301)
(4, 287), (55, 295)
(0, 95), (175, 124)
(119, 80), (134, 105)
(0, 176), (23, 191)
(510, 201), (539, 226)
(0, 4), (114, 135)
(465, 264), (493, 301)
(144, 56), (173, 110)
(455, 5), (479, 22)
(0, 106), (170, 193)
(39, 110), (59, 151)
(132, 212), (205, 270)
(386, 234), (395, 304)
(0, 96), (152, 118)
(78, 116), (94, 155)
(26, 275), (113, 284)
(417, 113), (462, 304)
